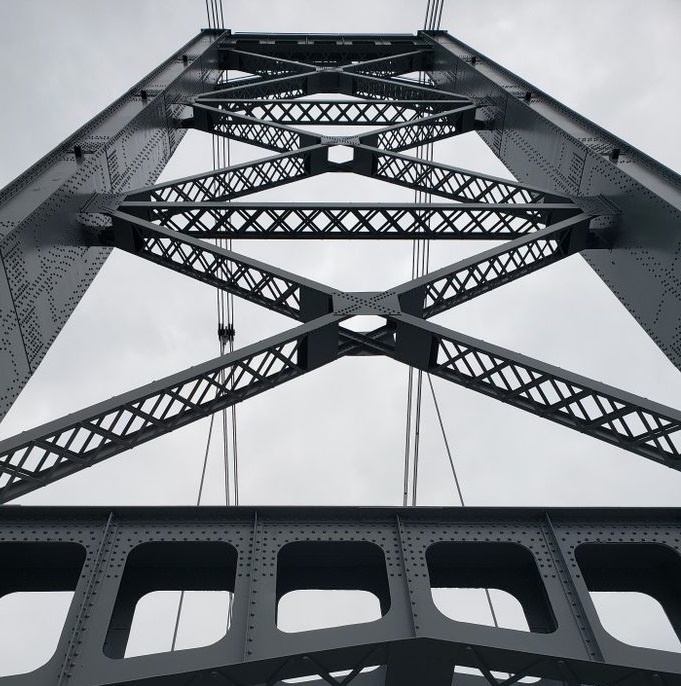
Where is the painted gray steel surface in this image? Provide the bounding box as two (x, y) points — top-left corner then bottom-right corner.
(428, 31), (681, 370)
(0, 28), (680, 686)
(1, 506), (681, 686)
(0, 30), (223, 420)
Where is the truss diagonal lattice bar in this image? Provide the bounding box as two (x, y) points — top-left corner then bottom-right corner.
(107, 212), (335, 320)
(351, 73), (468, 102)
(362, 105), (477, 152)
(360, 146), (568, 203)
(208, 73), (310, 100)
(392, 213), (593, 317)
(341, 49), (432, 77)
(224, 48), (317, 77)
(192, 103), (477, 154)
(126, 145), (324, 203)
(192, 99), (470, 125)
(393, 314), (681, 468)
(193, 104), (315, 152)
(0, 315), (346, 504)
(119, 202), (581, 239)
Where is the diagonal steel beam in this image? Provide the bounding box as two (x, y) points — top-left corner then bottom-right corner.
(391, 213), (595, 317)
(0, 314), (346, 504)
(223, 48), (317, 77)
(342, 49), (432, 77)
(105, 211), (336, 321)
(359, 104), (477, 152)
(351, 73), (469, 101)
(118, 201), (581, 239)
(125, 145), (326, 203)
(192, 103), (317, 152)
(356, 145), (569, 203)
(391, 314), (681, 469)
(207, 73), (310, 100)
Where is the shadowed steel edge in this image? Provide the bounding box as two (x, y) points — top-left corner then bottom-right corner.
(0, 28), (679, 685)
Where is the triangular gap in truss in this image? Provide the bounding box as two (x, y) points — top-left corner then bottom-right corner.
(223, 69), (258, 81)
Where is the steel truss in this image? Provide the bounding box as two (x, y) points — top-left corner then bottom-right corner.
(0, 27), (680, 686)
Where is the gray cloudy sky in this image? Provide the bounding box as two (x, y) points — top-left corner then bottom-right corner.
(0, 0), (680, 676)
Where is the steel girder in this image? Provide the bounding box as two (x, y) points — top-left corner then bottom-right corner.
(1, 506), (681, 686)
(116, 201), (581, 239)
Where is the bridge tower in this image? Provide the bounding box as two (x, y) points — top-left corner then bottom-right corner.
(0, 21), (680, 686)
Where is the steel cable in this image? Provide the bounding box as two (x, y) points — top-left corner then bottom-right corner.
(418, 0), (500, 632)
(172, 0), (231, 651)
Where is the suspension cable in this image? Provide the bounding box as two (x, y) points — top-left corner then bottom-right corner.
(171, 412), (216, 650)
(417, 0), (499, 630)
(426, 373), (499, 627)
(172, 0), (230, 652)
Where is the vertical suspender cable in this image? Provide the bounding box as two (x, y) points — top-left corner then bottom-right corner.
(423, 0), (433, 30)
(418, 0), (500, 631)
(173, 0), (231, 651)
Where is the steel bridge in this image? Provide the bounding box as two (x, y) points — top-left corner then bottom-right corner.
(0, 26), (679, 686)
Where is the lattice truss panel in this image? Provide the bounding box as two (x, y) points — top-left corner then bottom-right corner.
(0, 37), (679, 514)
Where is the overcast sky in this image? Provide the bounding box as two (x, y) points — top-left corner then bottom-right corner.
(0, 0), (680, 677)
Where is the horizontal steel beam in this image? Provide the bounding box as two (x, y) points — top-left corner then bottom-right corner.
(219, 33), (429, 66)
(117, 201), (582, 239)
(2, 506), (680, 685)
(193, 98), (470, 125)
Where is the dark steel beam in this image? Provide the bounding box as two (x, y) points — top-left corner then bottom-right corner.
(341, 49), (432, 77)
(392, 313), (681, 469)
(117, 201), (581, 239)
(219, 33), (429, 66)
(204, 72), (459, 103)
(356, 145), (568, 203)
(0, 315), (344, 504)
(359, 104), (478, 152)
(193, 98), (470, 125)
(392, 212), (595, 317)
(222, 48), (316, 76)
(192, 103), (316, 152)
(106, 211), (336, 321)
(0, 31), (225, 421)
(125, 145), (327, 203)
